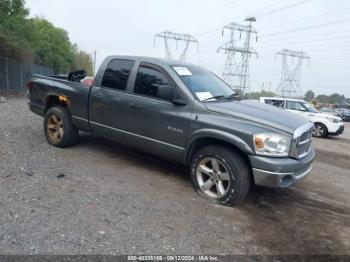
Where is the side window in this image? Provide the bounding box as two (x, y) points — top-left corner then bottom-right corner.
(286, 101), (305, 111)
(134, 66), (169, 98)
(101, 59), (134, 90)
(272, 99), (285, 108)
(265, 99), (284, 108)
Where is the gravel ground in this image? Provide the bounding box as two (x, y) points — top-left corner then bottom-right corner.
(0, 98), (349, 255)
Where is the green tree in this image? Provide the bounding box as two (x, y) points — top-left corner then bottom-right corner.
(316, 93), (347, 104)
(71, 47), (93, 76)
(304, 90), (315, 102)
(29, 17), (74, 73)
(248, 90), (276, 100)
(0, 0), (91, 74)
(0, 0), (32, 59)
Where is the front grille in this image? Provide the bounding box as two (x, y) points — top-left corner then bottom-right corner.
(296, 129), (312, 158)
(290, 123), (314, 159)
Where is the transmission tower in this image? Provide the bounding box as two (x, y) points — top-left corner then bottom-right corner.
(275, 49), (310, 98)
(218, 17), (258, 94)
(154, 30), (199, 62)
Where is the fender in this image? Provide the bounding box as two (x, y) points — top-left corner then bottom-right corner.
(44, 93), (71, 110)
(184, 128), (254, 163)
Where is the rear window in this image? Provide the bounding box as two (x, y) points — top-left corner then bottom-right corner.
(101, 59), (134, 91)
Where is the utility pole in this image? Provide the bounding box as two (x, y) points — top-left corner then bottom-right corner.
(275, 49), (309, 98)
(93, 50), (97, 76)
(154, 30), (199, 62)
(218, 17), (258, 95)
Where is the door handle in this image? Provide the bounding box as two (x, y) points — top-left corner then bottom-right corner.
(129, 103), (142, 109)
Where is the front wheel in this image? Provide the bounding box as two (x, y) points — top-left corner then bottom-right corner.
(190, 145), (251, 206)
(312, 123), (328, 138)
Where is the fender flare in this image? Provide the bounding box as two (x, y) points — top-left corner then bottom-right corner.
(184, 128), (254, 163)
(44, 93), (71, 111)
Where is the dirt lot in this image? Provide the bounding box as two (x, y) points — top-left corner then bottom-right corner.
(0, 97), (349, 255)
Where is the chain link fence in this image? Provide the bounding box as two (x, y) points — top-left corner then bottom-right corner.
(0, 57), (53, 96)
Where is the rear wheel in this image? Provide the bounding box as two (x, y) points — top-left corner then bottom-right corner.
(190, 145), (251, 206)
(312, 123), (328, 138)
(44, 106), (78, 147)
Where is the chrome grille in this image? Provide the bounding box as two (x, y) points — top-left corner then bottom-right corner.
(297, 129), (312, 156)
(290, 123), (314, 159)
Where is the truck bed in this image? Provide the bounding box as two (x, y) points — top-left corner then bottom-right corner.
(28, 74), (91, 132)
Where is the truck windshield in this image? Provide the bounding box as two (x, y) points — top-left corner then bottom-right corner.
(302, 102), (319, 113)
(172, 65), (235, 102)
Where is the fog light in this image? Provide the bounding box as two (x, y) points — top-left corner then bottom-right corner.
(280, 175), (293, 187)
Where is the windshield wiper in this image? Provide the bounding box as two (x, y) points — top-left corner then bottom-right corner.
(201, 95), (227, 102)
(201, 93), (240, 102)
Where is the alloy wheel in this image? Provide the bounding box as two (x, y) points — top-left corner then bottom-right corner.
(313, 124), (324, 137)
(196, 157), (231, 199)
(47, 114), (64, 143)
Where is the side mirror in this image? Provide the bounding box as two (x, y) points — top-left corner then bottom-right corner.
(157, 84), (174, 100)
(157, 85), (187, 105)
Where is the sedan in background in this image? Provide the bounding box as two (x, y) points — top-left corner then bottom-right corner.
(337, 108), (350, 122)
(320, 107), (341, 117)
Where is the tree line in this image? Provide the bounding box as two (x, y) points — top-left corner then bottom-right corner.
(0, 0), (93, 75)
(304, 90), (349, 104)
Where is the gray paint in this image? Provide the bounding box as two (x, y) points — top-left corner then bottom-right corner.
(28, 55), (315, 188)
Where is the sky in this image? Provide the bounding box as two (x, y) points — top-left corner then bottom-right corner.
(25, 0), (350, 97)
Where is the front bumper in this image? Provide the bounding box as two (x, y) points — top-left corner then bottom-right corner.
(249, 147), (315, 188)
(329, 124), (344, 135)
(327, 122), (344, 134)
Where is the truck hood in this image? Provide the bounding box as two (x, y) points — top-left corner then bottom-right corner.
(205, 100), (309, 134)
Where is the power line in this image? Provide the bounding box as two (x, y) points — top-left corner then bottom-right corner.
(260, 18), (350, 38)
(174, 0), (240, 30)
(194, 0), (311, 37)
(194, 0), (283, 37)
(259, 7), (350, 31)
(257, 35), (350, 49)
(256, 0), (313, 18)
(195, 26), (223, 37)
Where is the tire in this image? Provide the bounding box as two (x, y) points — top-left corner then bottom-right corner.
(312, 123), (328, 138)
(190, 145), (251, 206)
(44, 105), (79, 147)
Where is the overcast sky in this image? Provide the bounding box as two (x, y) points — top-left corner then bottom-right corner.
(26, 0), (350, 97)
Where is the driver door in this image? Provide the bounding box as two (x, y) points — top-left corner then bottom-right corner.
(124, 63), (192, 161)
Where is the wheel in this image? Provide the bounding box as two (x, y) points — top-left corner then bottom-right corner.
(44, 105), (79, 147)
(190, 145), (251, 206)
(312, 123), (328, 138)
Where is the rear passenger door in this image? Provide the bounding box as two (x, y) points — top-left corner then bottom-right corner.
(89, 59), (134, 143)
(124, 63), (192, 161)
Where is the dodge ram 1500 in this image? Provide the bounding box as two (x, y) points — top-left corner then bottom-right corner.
(28, 56), (315, 205)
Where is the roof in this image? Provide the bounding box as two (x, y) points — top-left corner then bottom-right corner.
(104, 55), (198, 68)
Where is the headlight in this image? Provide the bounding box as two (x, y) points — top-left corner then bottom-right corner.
(253, 133), (291, 157)
(325, 117), (339, 123)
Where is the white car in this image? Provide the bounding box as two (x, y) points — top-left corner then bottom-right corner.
(260, 97), (344, 138)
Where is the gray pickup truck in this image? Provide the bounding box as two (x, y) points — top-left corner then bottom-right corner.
(28, 55), (315, 205)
